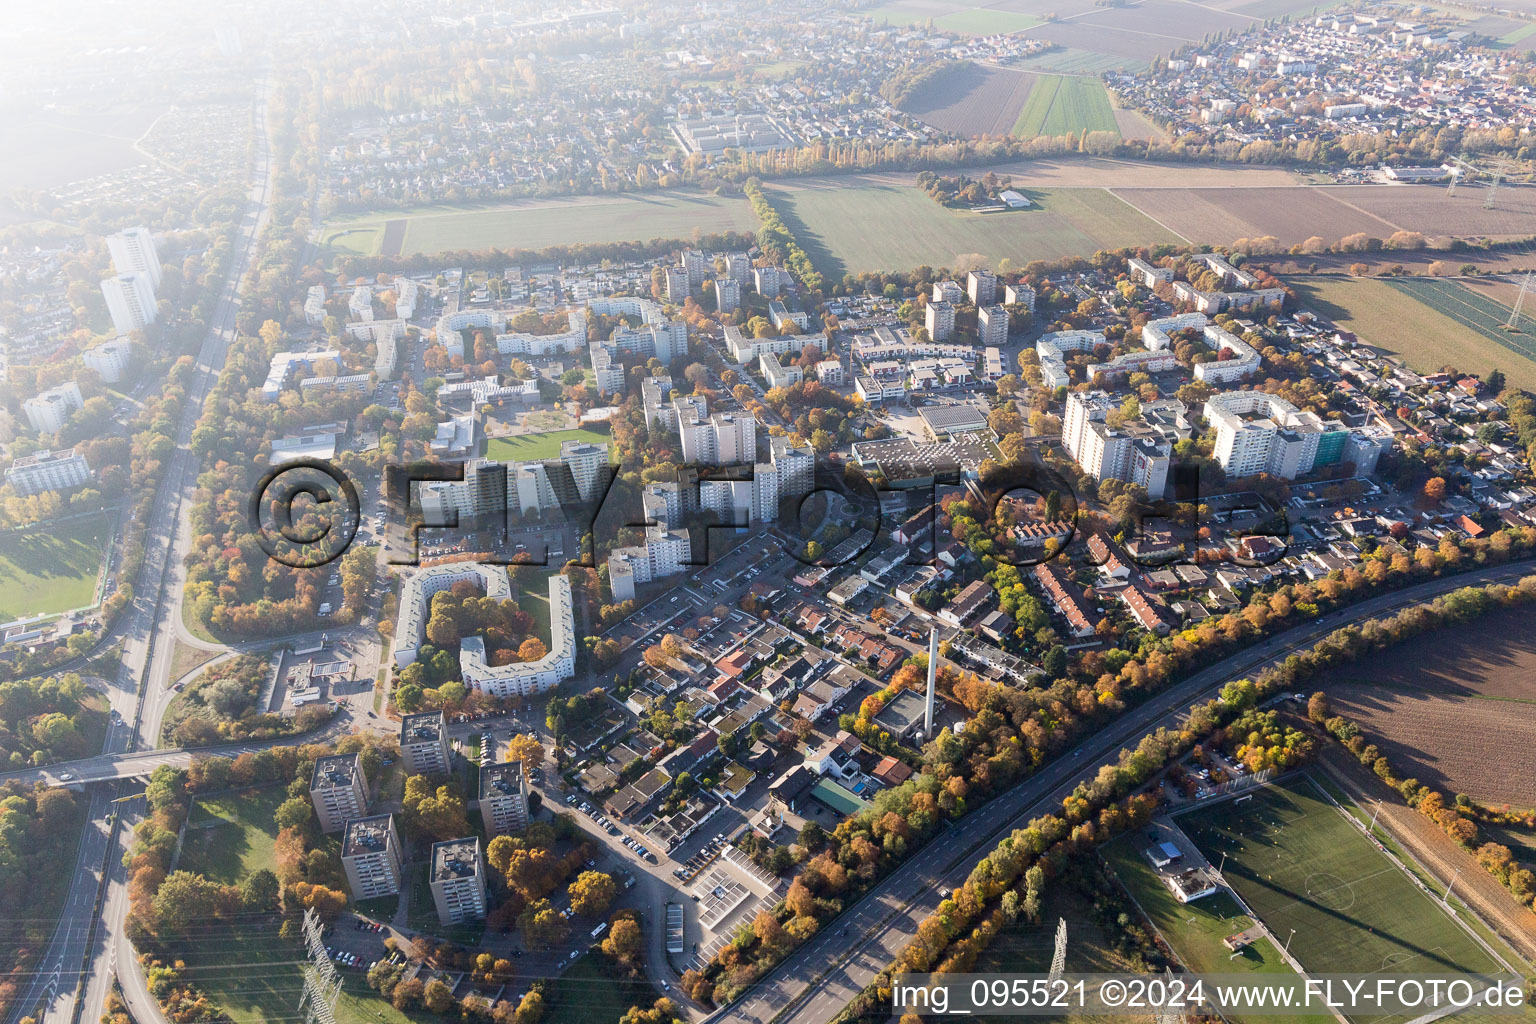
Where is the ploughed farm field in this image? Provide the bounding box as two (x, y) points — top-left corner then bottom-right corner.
(1318, 605), (1536, 807)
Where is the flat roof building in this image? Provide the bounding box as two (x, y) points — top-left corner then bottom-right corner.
(310, 753), (370, 833)
(342, 814), (403, 900)
(479, 761), (530, 837)
(401, 711), (450, 776)
(429, 837), (488, 925)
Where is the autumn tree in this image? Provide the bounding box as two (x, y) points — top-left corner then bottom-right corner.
(568, 870), (617, 916)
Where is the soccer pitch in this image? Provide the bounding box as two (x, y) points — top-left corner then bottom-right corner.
(1179, 777), (1502, 980)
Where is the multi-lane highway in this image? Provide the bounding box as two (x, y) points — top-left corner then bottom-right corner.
(7, 75), (278, 1024)
(714, 558), (1536, 1024)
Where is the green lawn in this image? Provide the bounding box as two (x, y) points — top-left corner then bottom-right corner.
(1179, 777), (1501, 980)
(180, 786), (289, 885)
(178, 925), (438, 1024)
(1289, 276), (1536, 392)
(322, 192), (756, 258)
(542, 953), (664, 1024)
(770, 181), (1178, 278)
(1012, 75), (1119, 138)
(0, 512), (111, 619)
(484, 428), (612, 463)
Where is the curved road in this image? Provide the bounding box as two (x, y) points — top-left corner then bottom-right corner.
(716, 558), (1536, 1024)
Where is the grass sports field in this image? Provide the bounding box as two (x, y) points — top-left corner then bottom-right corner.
(484, 428), (611, 463)
(768, 182), (1177, 277)
(1012, 75), (1119, 137)
(1288, 276), (1536, 392)
(0, 512), (110, 620)
(1179, 778), (1501, 982)
(322, 191), (756, 257)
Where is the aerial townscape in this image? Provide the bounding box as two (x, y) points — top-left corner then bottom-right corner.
(6, 3), (1536, 1024)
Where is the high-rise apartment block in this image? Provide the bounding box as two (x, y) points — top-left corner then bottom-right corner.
(429, 837), (488, 924)
(310, 753), (371, 833)
(400, 711), (451, 776)
(479, 761), (530, 836)
(101, 273), (158, 334)
(341, 814), (403, 899)
(107, 226), (161, 290)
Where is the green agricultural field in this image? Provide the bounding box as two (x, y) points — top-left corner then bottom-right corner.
(484, 428), (612, 463)
(864, 3), (1037, 32)
(1289, 276), (1536, 391)
(769, 182), (1177, 278)
(1179, 777), (1502, 982)
(322, 191), (756, 258)
(0, 512), (111, 620)
(1500, 21), (1536, 44)
(1012, 75), (1119, 138)
(1015, 47), (1149, 74)
(180, 786), (290, 885)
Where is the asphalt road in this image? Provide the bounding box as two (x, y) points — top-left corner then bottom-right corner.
(6, 75), (278, 1024)
(713, 557), (1536, 1024)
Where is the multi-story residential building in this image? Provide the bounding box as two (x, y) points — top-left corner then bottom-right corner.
(715, 277), (740, 314)
(977, 304), (1008, 348)
(349, 286), (374, 321)
(1062, 391), (1173, 497)
(932, 280), (963, 304)
(723, 325), (824, 365)
(610, 319), (687, 365)
(591, 343), (625, 395)
(607, 526), (692, 603)
(107, 226), (161, 290)
(925, 300), (956, 342)
(299, 374), (370, 399)
(341, 814), (404, 900)
(496, 310), (587, 357)
(665, 266), (690, 301)
(5, 448), (92, 496)
(394, 277), (420, 319)
(678, 403), (756, 466)
(754, 265), (789, 295)
(727, 253), (752, 283)
(23, 380), (84, 434)
(1127, 257), (1173, 287)
(400, 711), (451, 776)
(429, 837), (488, 925)
(479, 762), (531, 837)
(967, 269), (997, 305)
(816, 359), (845, 385)
(304, 285), (327, 325)
(760, 352), (803, 388)
(416, 440), (610, 525)
(769, 300), (809, 332)
(1004, 282), (1035, 311)
(83, 337), (133, 384)
(1035, 330), (1103, 389)
(1205, 392), (1325, 479)
(682, 248), (709, 287)
(309, 753), (370, 833)
(459, 575), (576, 695)
(101, 273), (157, 334)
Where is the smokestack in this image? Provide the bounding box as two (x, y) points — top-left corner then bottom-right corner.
(925, 627), (937, 735)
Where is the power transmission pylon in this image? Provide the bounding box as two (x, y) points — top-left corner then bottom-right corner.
(1446, 155), (1473, 197)
(1485, 169), (1504, 209)
(1507, 272), (1532, 332)
(298, 908), (342, 1024)
(1049, 917), (1068, 981)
